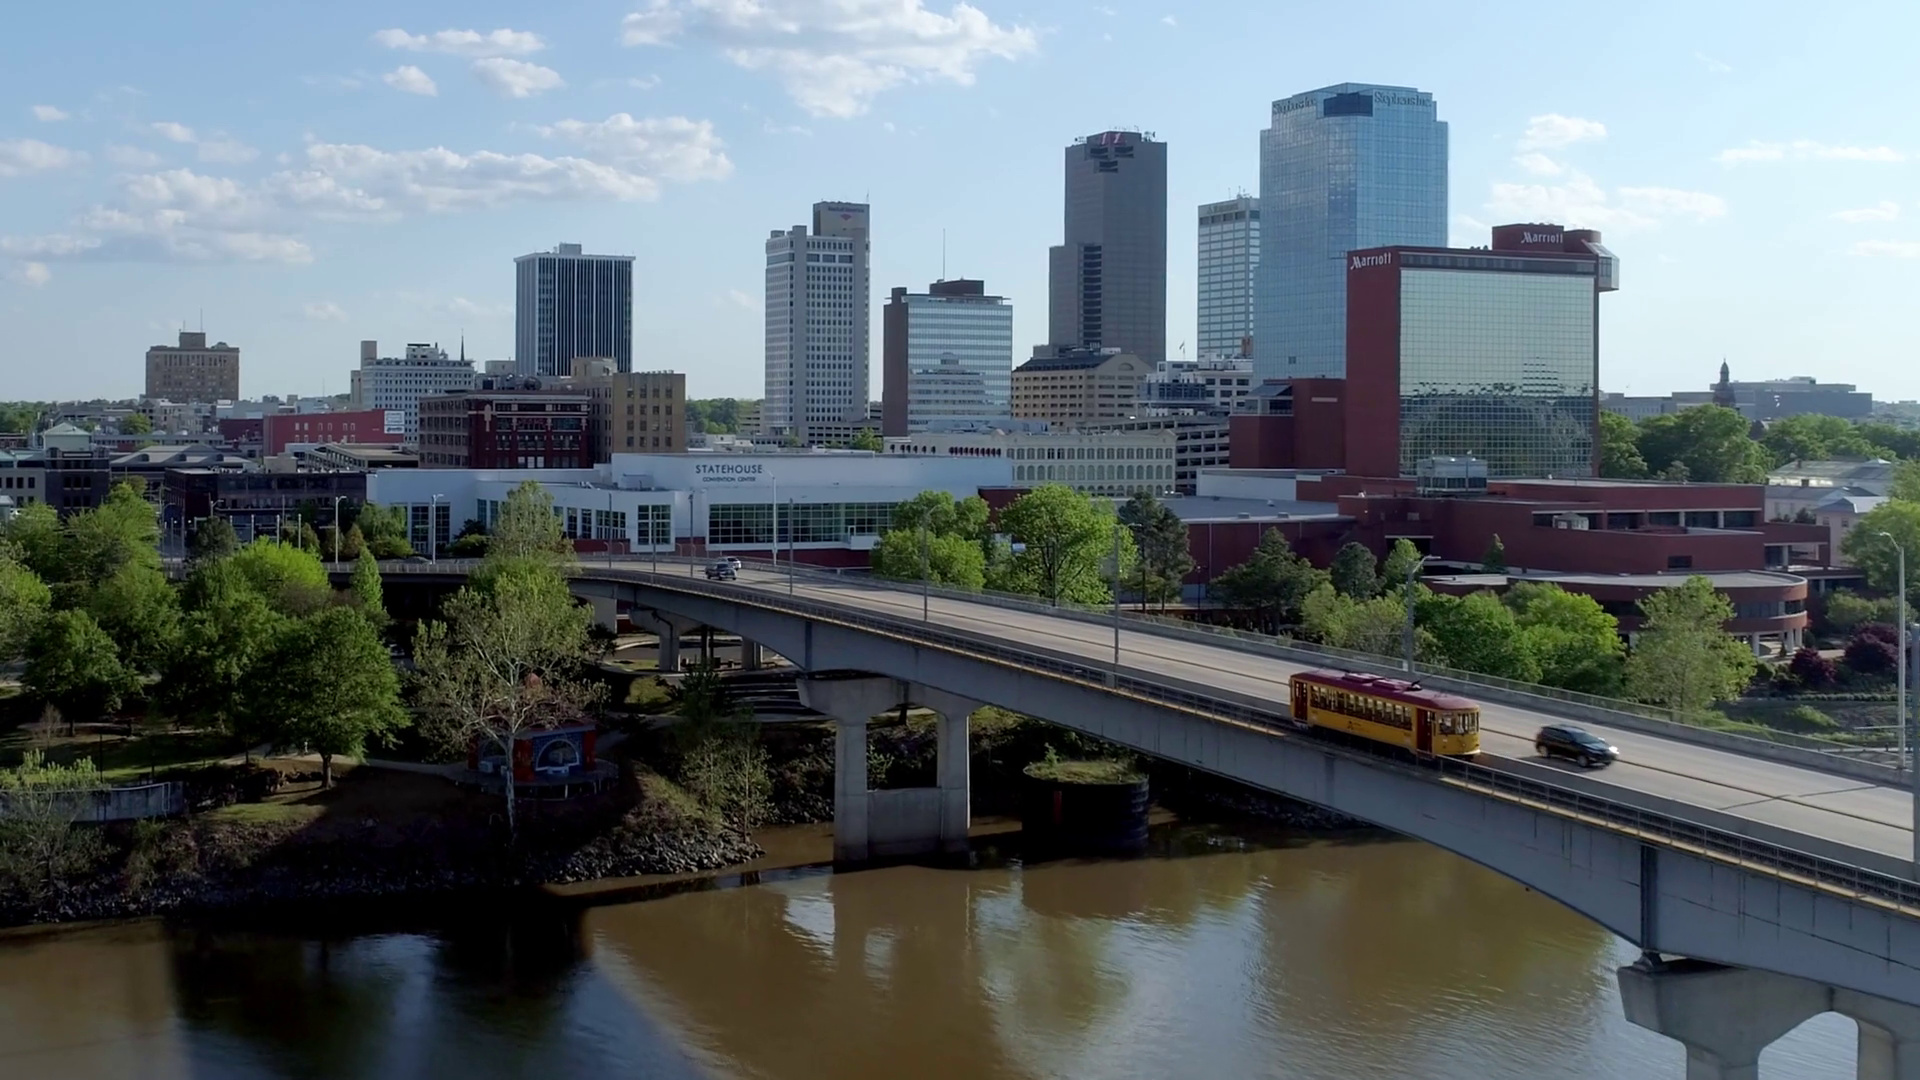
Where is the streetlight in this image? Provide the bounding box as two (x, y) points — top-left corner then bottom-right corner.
(1885, 530), (1920, 879)
(331, 495), (346, 566)
(430, 493), (445, 563)
(788, 496), (796, 595)
(1880, 531), (1908, 775)
(919, 522), (930, 621)
(1401, 553), (1430, 673)
(1111, 519), (1123, 683)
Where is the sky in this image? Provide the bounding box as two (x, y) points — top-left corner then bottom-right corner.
(2, 0), (1917, 404)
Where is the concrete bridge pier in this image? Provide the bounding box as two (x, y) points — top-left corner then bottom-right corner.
(741, 640), (766, 670)
(1838, 990), (1920, 1080)
(629, 611), (696, 672)
(798, 675), (979, 863)
(1620, 960), (1828, 1079)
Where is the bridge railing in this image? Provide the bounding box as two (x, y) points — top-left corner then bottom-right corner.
(597, 564), (1920, 915)
(641, 556), (1890, 767)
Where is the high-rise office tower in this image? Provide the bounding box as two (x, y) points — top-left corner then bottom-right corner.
(882, 279), (1014, 435)
(1197, 196), (1260, 359)
(764, 202), (871, 444)
(1255, 84), (1447, 380)
(514, 243), (635, 377)
(1047, 131), (1168, 363)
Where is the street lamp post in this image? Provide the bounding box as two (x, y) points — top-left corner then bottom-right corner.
(331, 495), (346, 566)
(430, 494), (445, 563)
(788, 497), (796, 595)
(1112, 521), (1123, 683)
(1880, 532), (1908, 774)
(1401, 554), (1429, 674)
(920, 523), (930, 621)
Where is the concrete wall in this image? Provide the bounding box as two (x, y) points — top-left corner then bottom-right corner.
(580, 574), (1920, 1007)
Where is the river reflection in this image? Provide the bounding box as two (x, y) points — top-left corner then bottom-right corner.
(0, 825), (1866, 1080)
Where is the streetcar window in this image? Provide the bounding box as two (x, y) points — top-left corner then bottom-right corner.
(1440, 714), (1454, 735)
(1465, 712), (1479, 733)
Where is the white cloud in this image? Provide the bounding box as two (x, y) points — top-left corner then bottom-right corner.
(1852, 240), (1920, 258)
(372, 28), (546, 57)
(446, 296), (509, 318)
(1695, 51), (1733, 74)
(1833, 201), (1901, 223)
(148, 121), (257, 163)
(0, 139), (86, 177)
(384, 65), (439, 96)
(303, 300), (347, 321)
(7, 262), (51, 287)
(3, 121), (730, 268)
(724, 288), (756, 311)
(1161, 14), (1176, 25)
(535, 114), (733, 181)
(30, 105), (69, 122)
(1513, 152), (1565, 177)
(621, 0), (1038, 118)
(1716, 140), (1907, 164)
(627, 74), (662, 90)
(1487, 170), (1724, 230)
(106, 145), (163, 168)
(762, 120), (812, 136)
(1518, 114), (1606, 151)
(472, 58), (565, 98)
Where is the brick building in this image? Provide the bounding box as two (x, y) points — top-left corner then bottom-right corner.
(145, 331), (240, 403)
(418, 387), (593, 469)
(262, 409), (406, 456)
(1011, 347), (1149, 426)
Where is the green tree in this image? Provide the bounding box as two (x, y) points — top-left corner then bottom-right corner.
(679, 725), (773, 838)
(349, 551), (389, 631)
(490, 480), (572, 564)
(412, 558), (602, 836)
(352, 503), (415, 559)
(849, 428), (883, 451)
(1624, 577), (1757, 714)
(1481, 534), (1508, 574)
(1209, 528), (1327, 633)
(0, 502), (64, 583)
(121, 412), (152, 435)
(246, 608), (406, 786)
(86, 561), (180, 679)
(1420, 590), (1541, 682)
(1890, 461), (1920, 503)
(187, 517), (239, 562)
(1504, 581), (1625, 695)
(23, 610), (136, 731)
(61, 482), (160, 591)
(1637, 406), (1771, 483)
(1380, 538), (1425, 593)
(1820, 588), (1898, 636)
(0, 553), (51, 663)
(1840, 501), (1920, 607)
(1301, 582), (1422, 657)
(1118, 491), (1194, 611)
(1598, 410), (1648, 479)
(157, 561), (284, 740)
(870, 528), (987, 589)
(1328, 541), (1380, 599)
(889, 490), (990, 542)
(228, 539), (332, 615)
(0, 751), (107, 902)
(989, 484), (1132, 606)
(1760, 413), (1876, 466)
(1856, 421), (1920, 461)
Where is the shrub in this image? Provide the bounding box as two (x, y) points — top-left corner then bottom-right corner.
(1778, 704), (1840, 734)
(1788, 647), (1838, 689)
(1844, 625), (1900, 676)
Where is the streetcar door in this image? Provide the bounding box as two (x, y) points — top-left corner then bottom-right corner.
(1415, 710), (1433, 755)
(1291, 681), (1307, 719)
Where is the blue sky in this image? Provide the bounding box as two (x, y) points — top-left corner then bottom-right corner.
(2, 0), (1916, 403)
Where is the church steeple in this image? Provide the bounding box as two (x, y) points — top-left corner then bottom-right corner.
(1712, 359), (1737, 409)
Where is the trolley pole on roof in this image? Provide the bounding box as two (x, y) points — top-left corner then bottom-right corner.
(1401, 555), (1429, 674)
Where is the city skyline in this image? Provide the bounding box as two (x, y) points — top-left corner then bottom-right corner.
(3, 1), (1918, 401)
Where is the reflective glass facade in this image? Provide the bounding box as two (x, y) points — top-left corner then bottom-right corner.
(1398, 267), (1597, 477)
(1255, 85), (1447, 380)
(1197, 197), (1259, 358)
(1047, 132), (1168, 363)
(708, 502), (898, 547)
(904, 291), (1013, 428)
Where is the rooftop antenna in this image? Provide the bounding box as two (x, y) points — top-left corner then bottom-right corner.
(941, 229), (947, 281)
(198, 308), (203, 333)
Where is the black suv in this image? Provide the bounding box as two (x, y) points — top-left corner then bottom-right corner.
(1535, 725), (1619, 768)
(705, 561), (738, 581)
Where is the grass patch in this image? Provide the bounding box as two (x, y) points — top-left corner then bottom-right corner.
(1023, 758), (1145, 785)
(626, 676), (672, 710)
(203, 801), (326, 827)
(0, 723), (236, 782)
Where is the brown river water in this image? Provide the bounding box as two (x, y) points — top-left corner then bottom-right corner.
(0, 821), (1861, 1080)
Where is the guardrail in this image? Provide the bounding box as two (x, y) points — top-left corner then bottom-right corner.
(586, 563), (1920, 915)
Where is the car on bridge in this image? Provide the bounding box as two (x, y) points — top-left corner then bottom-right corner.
(1534, 724), (1619, 768)
(705, 560), (738, 581)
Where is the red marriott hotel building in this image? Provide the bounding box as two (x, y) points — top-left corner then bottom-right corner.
(1345, 224), (1619, 479)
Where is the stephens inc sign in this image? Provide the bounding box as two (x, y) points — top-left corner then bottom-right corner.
(692, 462), (767, 484)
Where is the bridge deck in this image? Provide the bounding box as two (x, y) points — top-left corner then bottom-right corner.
(707, 566), (1912, 865)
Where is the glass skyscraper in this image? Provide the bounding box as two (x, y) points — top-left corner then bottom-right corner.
(1254, 84), (1447, 381)
(1048, 131), (1168, 363)
(1197, 196), (1259, 359)
(514, 243), (635, 378)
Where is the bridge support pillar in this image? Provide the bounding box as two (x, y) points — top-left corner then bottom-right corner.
(741, 641), (764, 671)
(799, 676), (979, 861)
(1837, 990), (1920, 1080)
(630, 611), (693, 673)
(1619, 961), (1828, 1080)
(588, 596), (619, 632)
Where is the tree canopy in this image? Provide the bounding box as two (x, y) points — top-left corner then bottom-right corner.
(157, 560), (285, 737)
(1636, 406), (1771, 483)
(1209, 528), (1327, 633)
(489, 480), (572, 564)
(85, 561), (180, 679)
(351, 502), (415, 559)
(1302, 581), (1419, 657)
(1840, 500), (1920, 607)
(870, 529), (986, 590)
(23, 610), (136, 728)
(1504, 581), (1625, 695)
(0, 551), (51, 664)
(1328, 541), (1380, 599)
(1761, 413), (1879, 466)
(990, 484), (1132, 606)
(1624, 576), (1757, 713)
(1119, 491), (1194, 610)
(246, 607), (406, 786)
(228, 539), (332, 616)
(1598, 411), (1648, 479)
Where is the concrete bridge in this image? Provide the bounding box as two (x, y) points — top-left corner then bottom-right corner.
(365, 556), (1920, 1076)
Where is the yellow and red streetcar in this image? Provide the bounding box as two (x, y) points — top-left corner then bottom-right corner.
(1288, 669), (1482, 758)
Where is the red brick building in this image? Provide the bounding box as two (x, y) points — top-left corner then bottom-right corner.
(417, 389), (593, 469)
(262, 409), (405, 456)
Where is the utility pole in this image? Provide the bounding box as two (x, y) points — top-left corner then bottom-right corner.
(920, 523), (930, 621)
(1401, 555), (1428, 673)
(1111, 522), (1122, 684)
(1882, 532), (1908, 775)
(331, 495), (345, 565)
